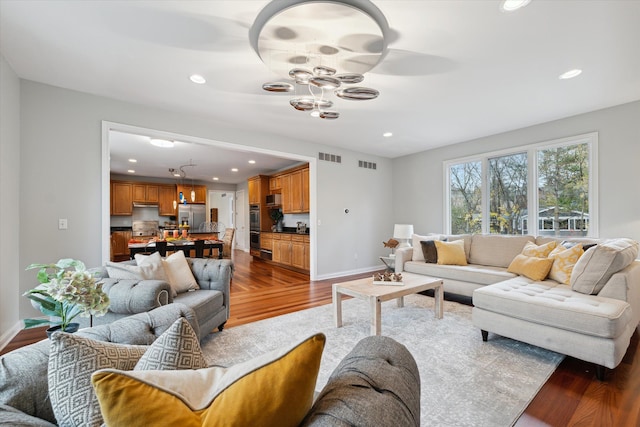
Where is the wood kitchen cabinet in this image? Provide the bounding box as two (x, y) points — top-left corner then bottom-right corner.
(248, 175), (269, 205)
(269, 176), (282, 193)
(290, 235), (306, 270)
(270, 233), (309, 272)
(110, 230), (132, 261)
(133, 183), (159, 204)
(158, 185), (177, 216)
(261, 232), (273, 251)
(281, 166), (309, 214)
(176, 184), (207, 204)
(111, 181), (133, 215)
(272, 234), (291, 265)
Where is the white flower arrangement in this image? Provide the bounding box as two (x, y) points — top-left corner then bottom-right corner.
(24, 259), (110, 331)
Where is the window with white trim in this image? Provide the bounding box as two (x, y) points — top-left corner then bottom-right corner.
(445, 133), (597, 237)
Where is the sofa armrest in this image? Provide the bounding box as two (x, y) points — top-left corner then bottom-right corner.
(301, 336), (420, 427)
(598, 260), (640, 326)
(395, 247), (413, 273)
(100, 278), (172, 315)
(187, 258), (232, 317)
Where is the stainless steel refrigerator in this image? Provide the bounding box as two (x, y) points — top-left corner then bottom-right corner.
(177, 204), (206, 231)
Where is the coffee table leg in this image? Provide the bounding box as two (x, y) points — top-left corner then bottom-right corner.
(333, 285), (343, 328)
(435, 282), (444, 319)
(370, 296), (381, 335)
(397, 296), (404, 308)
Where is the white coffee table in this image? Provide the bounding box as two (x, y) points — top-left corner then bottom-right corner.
(333, 272), (444, 335)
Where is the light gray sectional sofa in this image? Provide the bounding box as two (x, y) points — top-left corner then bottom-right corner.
(82, 257), (233, 340)
(395, 233), (640, 379)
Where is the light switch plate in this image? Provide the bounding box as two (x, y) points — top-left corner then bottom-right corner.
(58, 218), (68, 230)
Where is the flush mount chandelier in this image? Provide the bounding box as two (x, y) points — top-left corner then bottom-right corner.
(249, 0), (390, 120)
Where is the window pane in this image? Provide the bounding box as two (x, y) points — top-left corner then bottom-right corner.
(449, 161), (482, 234)
(537, 143), (589, 237)
(488, 153), (527, 234)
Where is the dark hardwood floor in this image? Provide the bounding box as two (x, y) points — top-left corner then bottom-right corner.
(3, 250), (639, 425)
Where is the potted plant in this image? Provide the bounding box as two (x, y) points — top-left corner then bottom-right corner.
(24, 258), (110, 336)
(270, 209), (284, 232)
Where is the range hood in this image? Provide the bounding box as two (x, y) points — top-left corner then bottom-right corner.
(133, 202), (159, 208)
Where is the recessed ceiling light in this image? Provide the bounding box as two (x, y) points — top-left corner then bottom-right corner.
(173, 173), (181, 177)
(559, 69), (582, 80)
(501, 0), (531, 12)
(212, 177), (219, 181)
(231, 168), (238, 172)
(150, 138), (174, 148)
(310, 110), (320, 118)
(127, 169), (135, 174)
(248, 160), (256, 164)
(383, 132), (393, 137)
(128, 158), (137, 163)
(189, 74), (206, 84)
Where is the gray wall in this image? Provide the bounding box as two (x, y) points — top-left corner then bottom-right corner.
(392, 100), (640, 242)
(11, 80), (393, 329)
(0, 55), (21, 343)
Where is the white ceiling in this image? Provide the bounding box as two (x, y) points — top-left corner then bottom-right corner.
(2, 0), (640, 182)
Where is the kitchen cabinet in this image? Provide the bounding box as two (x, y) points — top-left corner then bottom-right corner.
(269, 176), (282, 193)
(281, 166), (309, 214)
(111, 181), (133, 215)
(270, 233), (309, 272)
(248, 175), (269, 205)
(176, 184), (207, 204)
(261, 232), (273, 251)
(111, 230), (132, 261)
(133, 183), (159, 204)
(158, 185), (177, 216)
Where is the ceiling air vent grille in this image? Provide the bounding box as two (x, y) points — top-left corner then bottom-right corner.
(358, 160), (377, 170)
(319, 152), (342, 163)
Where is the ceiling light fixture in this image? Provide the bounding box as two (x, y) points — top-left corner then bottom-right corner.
(150, 138), (174, 148)
(127, 169), (135, 173)
(501, 0), (531, 12)
(128, 158), (137, 163)
(559, 69), (583, 80)
(383, 132), (393, 137)
(189, 74), (206, 84)
(231, 168), (238, 172)
(248, 160), (256, 164)
(212, 177), (219, 181)
(251, 0), (389, 120)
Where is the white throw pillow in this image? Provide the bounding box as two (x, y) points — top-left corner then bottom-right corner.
(163, 250), (199, 294)
(134, 252), (170, 283)
(570, 238), (639, 294)
(411, 234), (440, 262)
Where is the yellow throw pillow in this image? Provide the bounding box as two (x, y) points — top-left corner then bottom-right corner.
(548, 244), (584, 285)
(92, 333), (326, 427)
(435, 240), (467, 265)
(521, 241), (557, 258)
(507, 254), (554, 281)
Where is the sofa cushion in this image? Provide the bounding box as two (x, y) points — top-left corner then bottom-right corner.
(469, 234), (535, 268)
(92, 333), (326, 427)
(521, 241), (557, 258)
(404, 261), (515, 285)
(570, 238), (639, 295)
(548, 244), (584, 285)
(134, 318), (207, 371)
(411, 233), (441, 262)
(507, 254), (554, 281)
(419, 240), (438, 263)
(435, 240), (467, 265)
(0, 340), (56, 424)
(473, 277), (633, 339)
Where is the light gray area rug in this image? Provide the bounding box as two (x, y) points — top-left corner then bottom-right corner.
(200, 294), (564, 426)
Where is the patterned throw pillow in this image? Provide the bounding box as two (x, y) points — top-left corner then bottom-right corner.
(521, 241), (557, 258)
(48, 334), (148, 427)
(548, 244), (584, 284)
(92, 333), (326, 427)
(134, 317), (207, 371)
(48, 317), (207, 427)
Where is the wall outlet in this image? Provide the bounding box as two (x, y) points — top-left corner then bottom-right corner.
(58, 218), (68, 230)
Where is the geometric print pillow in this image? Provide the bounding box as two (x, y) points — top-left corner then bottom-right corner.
(134, 317), (207, 371)
(48, 333), (148, 427)
(548, 243), (584, 285)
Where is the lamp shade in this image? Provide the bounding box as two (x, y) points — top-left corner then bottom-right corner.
(393, 224), (414, 240)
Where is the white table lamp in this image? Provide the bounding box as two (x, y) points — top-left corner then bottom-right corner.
(393, 224), (414, 249)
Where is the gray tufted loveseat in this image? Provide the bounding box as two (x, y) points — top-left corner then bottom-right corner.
(83, 258), (232, 341)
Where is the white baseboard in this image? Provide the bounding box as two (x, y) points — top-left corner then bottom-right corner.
(0, 320), (24, 353)
(315, 265), (381, 281)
